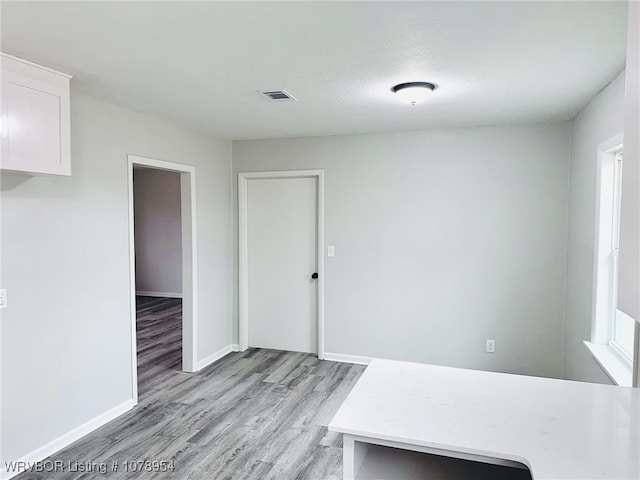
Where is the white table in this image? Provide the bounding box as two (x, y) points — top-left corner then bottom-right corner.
(328, 359), (640, 480)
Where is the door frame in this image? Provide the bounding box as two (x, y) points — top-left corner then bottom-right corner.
(128, 154), (198, 404)
(238, 169), (325, 359)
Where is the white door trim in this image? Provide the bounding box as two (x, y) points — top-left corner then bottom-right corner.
(238, 169), (325, 359)
(128, 154), (198, 405)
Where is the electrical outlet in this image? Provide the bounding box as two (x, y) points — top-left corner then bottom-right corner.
(0, 289), (6, 310)
(486, 339), (495, 353)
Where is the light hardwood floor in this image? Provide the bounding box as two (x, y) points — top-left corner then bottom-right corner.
(16, 298), (366, 480)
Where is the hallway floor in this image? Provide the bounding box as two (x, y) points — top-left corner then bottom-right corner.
(136, 296), (182, 399)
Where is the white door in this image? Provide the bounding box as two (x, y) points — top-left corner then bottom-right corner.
(247, 177), (318, 353)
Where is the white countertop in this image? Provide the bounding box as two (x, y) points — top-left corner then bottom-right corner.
(329, 359), (640, 479)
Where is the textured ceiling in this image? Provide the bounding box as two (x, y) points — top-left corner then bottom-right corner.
(0, 1), (628, 140)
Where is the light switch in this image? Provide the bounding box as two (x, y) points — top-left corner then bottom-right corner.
(486, 339), (495, 353)
(0, 289), (6, 309)
(327, 245), (335, 257)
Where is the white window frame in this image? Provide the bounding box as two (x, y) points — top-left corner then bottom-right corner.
(608, 151), (634, 365)
(585, 133), (633, 386)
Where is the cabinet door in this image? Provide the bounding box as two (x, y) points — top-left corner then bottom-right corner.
(1, 70), (70, 175)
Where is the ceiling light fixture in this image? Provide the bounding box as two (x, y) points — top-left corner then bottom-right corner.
(391, 82), (437, 105)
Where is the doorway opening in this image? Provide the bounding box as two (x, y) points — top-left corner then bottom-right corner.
(128, 155), (197, 404)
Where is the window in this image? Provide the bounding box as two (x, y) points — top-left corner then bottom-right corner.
(608, 151), (635, 364)
(588, 135), (636, 385)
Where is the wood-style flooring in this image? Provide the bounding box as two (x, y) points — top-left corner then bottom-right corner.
(16, 297), (366, 480)
(136, 296), (182, 398)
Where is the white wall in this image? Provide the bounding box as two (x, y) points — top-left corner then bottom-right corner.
(233, 123), (570, 378)
(622, 1), (640, 387)
(0, 93), (232, 465)
(563, 72), (626, 384)
(134, 168), (183, 296)
(620, 2), (640, 324)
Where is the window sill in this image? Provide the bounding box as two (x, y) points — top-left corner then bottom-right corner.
(583, 341), (633, 387)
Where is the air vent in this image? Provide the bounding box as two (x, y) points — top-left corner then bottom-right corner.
(259, 89), (297, 102)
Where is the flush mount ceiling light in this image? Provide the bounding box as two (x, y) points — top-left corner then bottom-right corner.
(391, 82), (437, 105)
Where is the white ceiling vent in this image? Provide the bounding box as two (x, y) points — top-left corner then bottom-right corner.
(259, 89), (297, 102)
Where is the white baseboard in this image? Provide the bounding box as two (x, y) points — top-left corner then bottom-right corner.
(136, 291), (183, 299)
(323, 352), (372, 365)
(1, 399), (135, 480)
(196, 344), (239, 371)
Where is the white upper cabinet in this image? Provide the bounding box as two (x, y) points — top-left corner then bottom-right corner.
(1, 53), (72, 176)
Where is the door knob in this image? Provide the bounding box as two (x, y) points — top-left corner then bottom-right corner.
(311, 272), (318, 279)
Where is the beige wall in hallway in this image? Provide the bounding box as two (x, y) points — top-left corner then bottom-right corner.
(134, 168), (183, 296)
